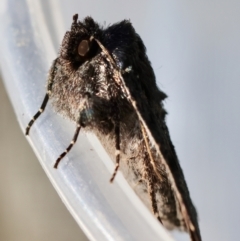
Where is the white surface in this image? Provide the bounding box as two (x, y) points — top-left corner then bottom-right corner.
(1, 0), (240, 241)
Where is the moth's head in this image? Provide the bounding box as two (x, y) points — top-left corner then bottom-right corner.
(59, 14), (101, 68)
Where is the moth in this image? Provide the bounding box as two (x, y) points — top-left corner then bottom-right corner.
(26, 14), (201, 241)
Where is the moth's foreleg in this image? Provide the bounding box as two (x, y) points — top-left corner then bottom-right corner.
(25, 93), (49, 135)
(25, 59), (57, 135)
(54, 119), (81, 168)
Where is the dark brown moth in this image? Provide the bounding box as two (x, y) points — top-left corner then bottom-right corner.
(26, 14), (202, 241)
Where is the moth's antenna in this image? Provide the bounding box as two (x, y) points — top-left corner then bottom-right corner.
(73, 14), (78, 23)
(71, 14), (79, 30)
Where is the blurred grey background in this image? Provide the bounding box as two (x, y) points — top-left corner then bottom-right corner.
(0, 77), (88, 240)
(1, 0), (240, 241)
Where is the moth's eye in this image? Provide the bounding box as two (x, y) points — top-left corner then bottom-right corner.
(78, 40), (90, 57)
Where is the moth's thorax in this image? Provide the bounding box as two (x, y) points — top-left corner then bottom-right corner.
(50, 54), (119, 122)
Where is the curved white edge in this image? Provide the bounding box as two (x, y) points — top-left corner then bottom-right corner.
(0, 0), (175, 241)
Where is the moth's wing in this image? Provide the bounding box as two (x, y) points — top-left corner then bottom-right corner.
(119, 70), (202, 241)
(93, 30), (201, 240)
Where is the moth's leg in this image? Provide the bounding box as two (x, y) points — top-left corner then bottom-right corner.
(25, 94), (49, 135)
(54, 117), (81, 168)
(140, 124), (161, 181)
(141, 123), (162, 223)
(110, 103), (120, 182)
(110, 106), (121, 183)
(54, 93), (91, 168)
(25, 59), (57, 135)
(143, 153), (162, 223)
